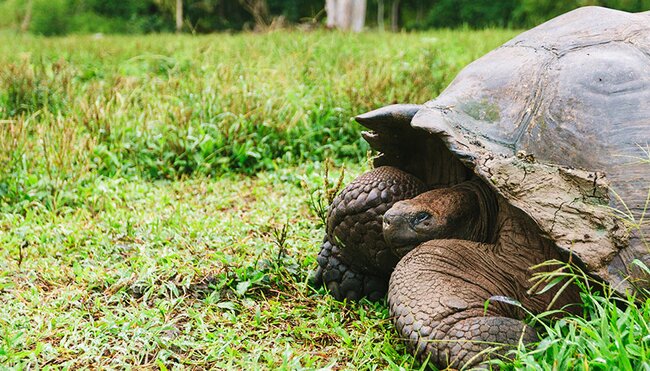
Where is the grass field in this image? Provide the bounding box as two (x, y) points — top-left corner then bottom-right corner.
(0, 30), (648, 369)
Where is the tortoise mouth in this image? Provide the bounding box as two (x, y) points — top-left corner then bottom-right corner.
(383, 215), (430, 257)
(390, 243), (417, 258)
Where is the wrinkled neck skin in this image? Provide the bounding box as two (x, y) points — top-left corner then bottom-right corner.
(383, 177), (498, 257)
(453, 178), (498, 243)
(492, 198), (582, 312)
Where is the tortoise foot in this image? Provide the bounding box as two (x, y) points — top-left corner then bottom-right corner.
(311, 237), (387, 301)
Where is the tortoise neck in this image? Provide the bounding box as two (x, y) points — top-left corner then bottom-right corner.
(452, 178), (498, 243)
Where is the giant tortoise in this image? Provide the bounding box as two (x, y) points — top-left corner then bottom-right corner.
(313, 6), (650, 369)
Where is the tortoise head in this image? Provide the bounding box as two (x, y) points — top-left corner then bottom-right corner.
(383, 183), (487, 257)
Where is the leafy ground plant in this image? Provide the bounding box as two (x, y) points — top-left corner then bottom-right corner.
(504, 261), (650, 370)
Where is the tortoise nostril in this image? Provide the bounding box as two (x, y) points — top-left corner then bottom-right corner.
(383, 215), (399, 232)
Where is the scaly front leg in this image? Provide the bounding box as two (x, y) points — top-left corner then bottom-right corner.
(388, 240), (538, 369)
(312, 166), (425, 301)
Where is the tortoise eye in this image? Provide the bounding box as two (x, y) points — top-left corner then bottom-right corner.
(413, 212), (431, 224)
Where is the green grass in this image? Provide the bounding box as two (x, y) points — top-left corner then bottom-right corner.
(0, 30), (648, 369)
(1, 163), (418, 369)
(517, 292), (650, 370)
(0, 30), (519, 215)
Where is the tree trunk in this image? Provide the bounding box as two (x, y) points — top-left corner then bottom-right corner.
(336, 0), (352, 30)
(20, 0), (33, 33)
(391, 0), (400, 32)
(326, 0), (337, 28)
(176, 0), (183, 33)
(377, 0), (384, 31)
(351, 0), (366, 32)
(326, 0), (365, 32)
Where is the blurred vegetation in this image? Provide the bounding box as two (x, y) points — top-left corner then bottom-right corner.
(0, 0), (649, 35)
(0, 30), (517, 212)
